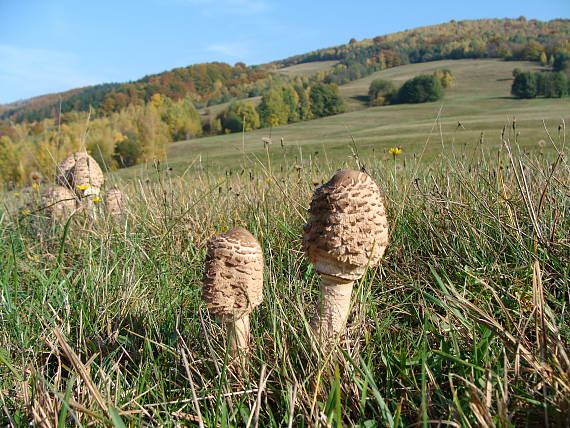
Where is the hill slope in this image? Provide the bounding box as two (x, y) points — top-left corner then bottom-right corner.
(117, 58), (564, 178)
(2, 17), (569, 124)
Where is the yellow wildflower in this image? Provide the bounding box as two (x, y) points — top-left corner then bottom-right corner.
(31, 183), (39, 189)
(388, 147), (403, 156)
(76, 184), (91, 191)
(92, 196), (102, 203)
(14, 193), (21, 198)
(21, 209), (31, 215)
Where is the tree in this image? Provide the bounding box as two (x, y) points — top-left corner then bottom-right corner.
(234, 102), (260, 131)
(258, 89), (289, 127)
(553, 51), (570, 72)
(511, 72), (537, 98)
(521, 40), (544, 61)
(433, 69), (454, 88)
(309, 83), (346, 118)
(543, 72), (568, 98)
(396, 75), (443, 103)
(368, 79), (396, 106)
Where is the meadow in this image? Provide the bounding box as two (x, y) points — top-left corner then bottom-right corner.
(0, 58), (569, 427)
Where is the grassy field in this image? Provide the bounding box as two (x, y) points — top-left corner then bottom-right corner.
(123, 59), (568, 181)
(1, 59), (569, 426)
(275, 60), (339, 77)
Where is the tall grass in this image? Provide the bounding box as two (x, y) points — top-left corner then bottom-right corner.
(0, 124), (568, 427)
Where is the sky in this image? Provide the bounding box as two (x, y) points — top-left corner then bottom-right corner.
(0, 0), (568, 104)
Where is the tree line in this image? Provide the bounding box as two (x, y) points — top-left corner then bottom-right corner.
(0, 82), (346, 187)
(511, 69), (569, 98)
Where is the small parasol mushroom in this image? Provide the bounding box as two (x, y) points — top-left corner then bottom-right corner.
(56, 152), (104, 197)
(303, 170), (389, 338)
(105, 187), (127, 220)
(202, 227), (264, 356)
(41, 185), (77, 221)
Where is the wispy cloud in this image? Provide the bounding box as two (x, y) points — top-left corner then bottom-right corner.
(0, 44), (102, 103)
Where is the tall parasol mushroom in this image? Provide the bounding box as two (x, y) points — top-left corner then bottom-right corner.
(303, 170), (389, 338)
(56, 152), (104, 197)
(202, 227), (264, 356)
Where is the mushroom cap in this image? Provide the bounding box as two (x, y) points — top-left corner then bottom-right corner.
(303, 170), (389, 280)
(105, 187), (126, 218)
(56, 152), (104, 195)
(41, 185), (77, 221)
(202, 227), (264, 321)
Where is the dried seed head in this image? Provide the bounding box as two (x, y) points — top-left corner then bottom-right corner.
(41, 185), (77, 221)
(56, 152), (104, 196)
(202, 227), (263, 321)
(303, 170), (389, 280)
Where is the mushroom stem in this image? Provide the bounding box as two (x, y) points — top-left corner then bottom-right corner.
(228, 315), (250, 355)
(313, 275), (354, 338)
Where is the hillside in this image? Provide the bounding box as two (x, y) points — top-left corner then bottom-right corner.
(2, 17), (569, 125)
(275, 17), (570, 67)
(117, 58), (564, 178)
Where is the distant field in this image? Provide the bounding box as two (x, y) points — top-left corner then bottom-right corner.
(118, 59), (567, 179)
(275, 60), (338, 76)
(199, 96), (262, 118)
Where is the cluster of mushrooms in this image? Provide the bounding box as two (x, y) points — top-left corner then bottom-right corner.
(40, 151), (126, 221)
(203, 169), (389, 356)
(39, 156), (389, 356)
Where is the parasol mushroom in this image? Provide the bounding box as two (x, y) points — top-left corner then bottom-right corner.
(41, 185), (77, 221)
(303, 170), (389, 338)
(202, 227), (264, 356)
(105, 187), (127, 220)
(56, 152), (104, 197)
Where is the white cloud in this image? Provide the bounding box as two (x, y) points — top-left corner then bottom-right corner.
(0, 44), (102, 103)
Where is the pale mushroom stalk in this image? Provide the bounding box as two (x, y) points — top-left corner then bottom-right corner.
(228, 315), (250, 355)
(202, 227), (264, 357)
(317, 275), (354, 335)
(303, 170), (389, 339)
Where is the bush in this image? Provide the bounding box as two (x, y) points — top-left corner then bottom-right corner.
(368, 79), (396, 106)
(396, 75), (444, 103)
(309, 83), (346, 117)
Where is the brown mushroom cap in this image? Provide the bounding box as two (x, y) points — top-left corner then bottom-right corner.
(303, 170), (389, 280)
(56, 152), (104, 195)
(202, 227), (264, 321)
(105, 187), (126, 218)
(41, 185), (77, 221)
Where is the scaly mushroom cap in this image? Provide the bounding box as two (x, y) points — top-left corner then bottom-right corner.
(105, 187), (126, 218)
(56, 152), (104, 196)
(202, 227), (264, 321)
(41, 185), (77, 221)
(303, 170), (389, 280)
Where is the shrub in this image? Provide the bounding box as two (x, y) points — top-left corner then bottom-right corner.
(396, 74), (444, 103)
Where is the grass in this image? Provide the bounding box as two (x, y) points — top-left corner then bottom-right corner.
(1, 116), (569, 426)
(1, 58), (569, 426)
(275, 61), (339, 77)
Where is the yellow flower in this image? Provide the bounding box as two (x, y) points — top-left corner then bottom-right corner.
(388, 147), (403, 156)
(21, 209), (31, 215)
(76, 184), (91, 191)
(92, 196), (102, 203)
(14, 193), (21, 198)
(31, 183), (39, 189)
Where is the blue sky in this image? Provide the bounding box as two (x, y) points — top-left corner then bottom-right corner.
(0, 0), (568, 104)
